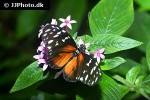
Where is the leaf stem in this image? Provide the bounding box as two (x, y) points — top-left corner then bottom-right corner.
(139, 89), (150, 100)
(113, 75), (135, 88)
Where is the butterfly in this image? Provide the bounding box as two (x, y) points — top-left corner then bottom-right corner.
(40, 24), (101, 86)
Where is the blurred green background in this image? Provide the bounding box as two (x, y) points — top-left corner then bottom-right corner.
(0, 0), (150, 100)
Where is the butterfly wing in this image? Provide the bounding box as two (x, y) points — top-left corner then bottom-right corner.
(77, 53), (101, 86)
(63, 53), (101, 86)
(41, 24), (77, 69)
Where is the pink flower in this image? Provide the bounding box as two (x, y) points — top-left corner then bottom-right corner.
(33, 41), (48, 71)
(51, 19), (57, 25)
(94, 48), (105, 63)
(59, 15), (77, 31)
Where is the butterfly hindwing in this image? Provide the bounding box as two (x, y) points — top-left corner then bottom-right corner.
(76, 53), (101, 86)
(63, 53), (101, 86)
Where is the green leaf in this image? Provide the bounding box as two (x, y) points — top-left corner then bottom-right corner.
(146, 42), (150, 71)
(85, 34), (142, 54)
(101, 57), (126, 70)
(141, 75), (150, 94)
(135, 76), (145, 86)
(112, 59), (140, 76)
(16, 10), (45, 40)
(89, 0), (134, 35)
(118, 85), (130, 98)
(99, 73), (124, 100)
(10, 61), (47, 93)
(126, 66), (140, 84)
(135, 0), (150, 11)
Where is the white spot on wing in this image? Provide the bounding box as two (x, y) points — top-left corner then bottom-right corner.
(48, 46), (52, 49)
(48, 40), (53, 44)
(53, 35), (59, 38)
(50, 32), (53, 34)
(83, 70), (87, 73)
(86, 59), (92, 66)
(80, 77), (83, 81)
(55, 41), (59, 46)
(90, 68), (94, 75)
(91, 81), (94, 85)
(43, 33), (47, 37)
(62, 30), (66, 33)
(57, 31), (61, 35)
(45, 29), (50, 32)
(62, 36), (70, 42)
(85, 75), (88, 81)
(95, 77), (98, 82)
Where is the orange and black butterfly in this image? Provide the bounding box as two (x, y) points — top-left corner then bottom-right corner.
(41, 24), (101, 86)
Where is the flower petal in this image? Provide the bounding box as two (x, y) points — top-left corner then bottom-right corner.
(38, 59), (46, 63)
(100, 54), (105, 59)
(60, 23), (66, 28)
(94, 53), (97, 58)
(67, 23), (72, 29)
(59, 18), (65, 22)
(78, 39), (84, 46)
(97, 57), (100, 64)
(33, 55), (40, 59)
(43, 64), (48, 71)
(51, 19), (57, 25)
(66, 15), (71, 21)
(85, 43), (90, 48)
(70, 20), (77, 23)
(37, 46), (44, 52)
(38, 29), (43, 38)
(99, 48), (105, 53)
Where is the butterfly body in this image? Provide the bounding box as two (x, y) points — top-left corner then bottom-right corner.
(41, 24), (101, 86)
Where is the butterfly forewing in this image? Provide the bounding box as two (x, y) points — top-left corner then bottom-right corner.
(41, 24), (77, 50)
(41, 25), (77, 69)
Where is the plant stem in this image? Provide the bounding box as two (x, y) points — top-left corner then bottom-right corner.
(140, 89), (150, 100)
(113, 75), (135, 88)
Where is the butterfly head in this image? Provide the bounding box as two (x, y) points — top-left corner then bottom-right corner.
(79, 44), (86, 53)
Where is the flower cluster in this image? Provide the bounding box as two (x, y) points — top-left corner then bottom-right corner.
(33, 15), (105, 70)
(33, 41), (48, 71)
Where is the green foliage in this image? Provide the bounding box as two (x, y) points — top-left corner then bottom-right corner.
(16, 10), (45, 40)
(135, 0), (150, 11)
(99, 73), (128, 100)
(126, 66), (140, 84)
(89, 0), (134, 35)
(1, 0), (149, 100)
(10, 61), (47, 93)
(146, 42), (150, 71)
(101, 57), (126, 70)
(141, 75), (150, 94)
(126, 11), (150, 52)
(85, 34), (142, 54)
